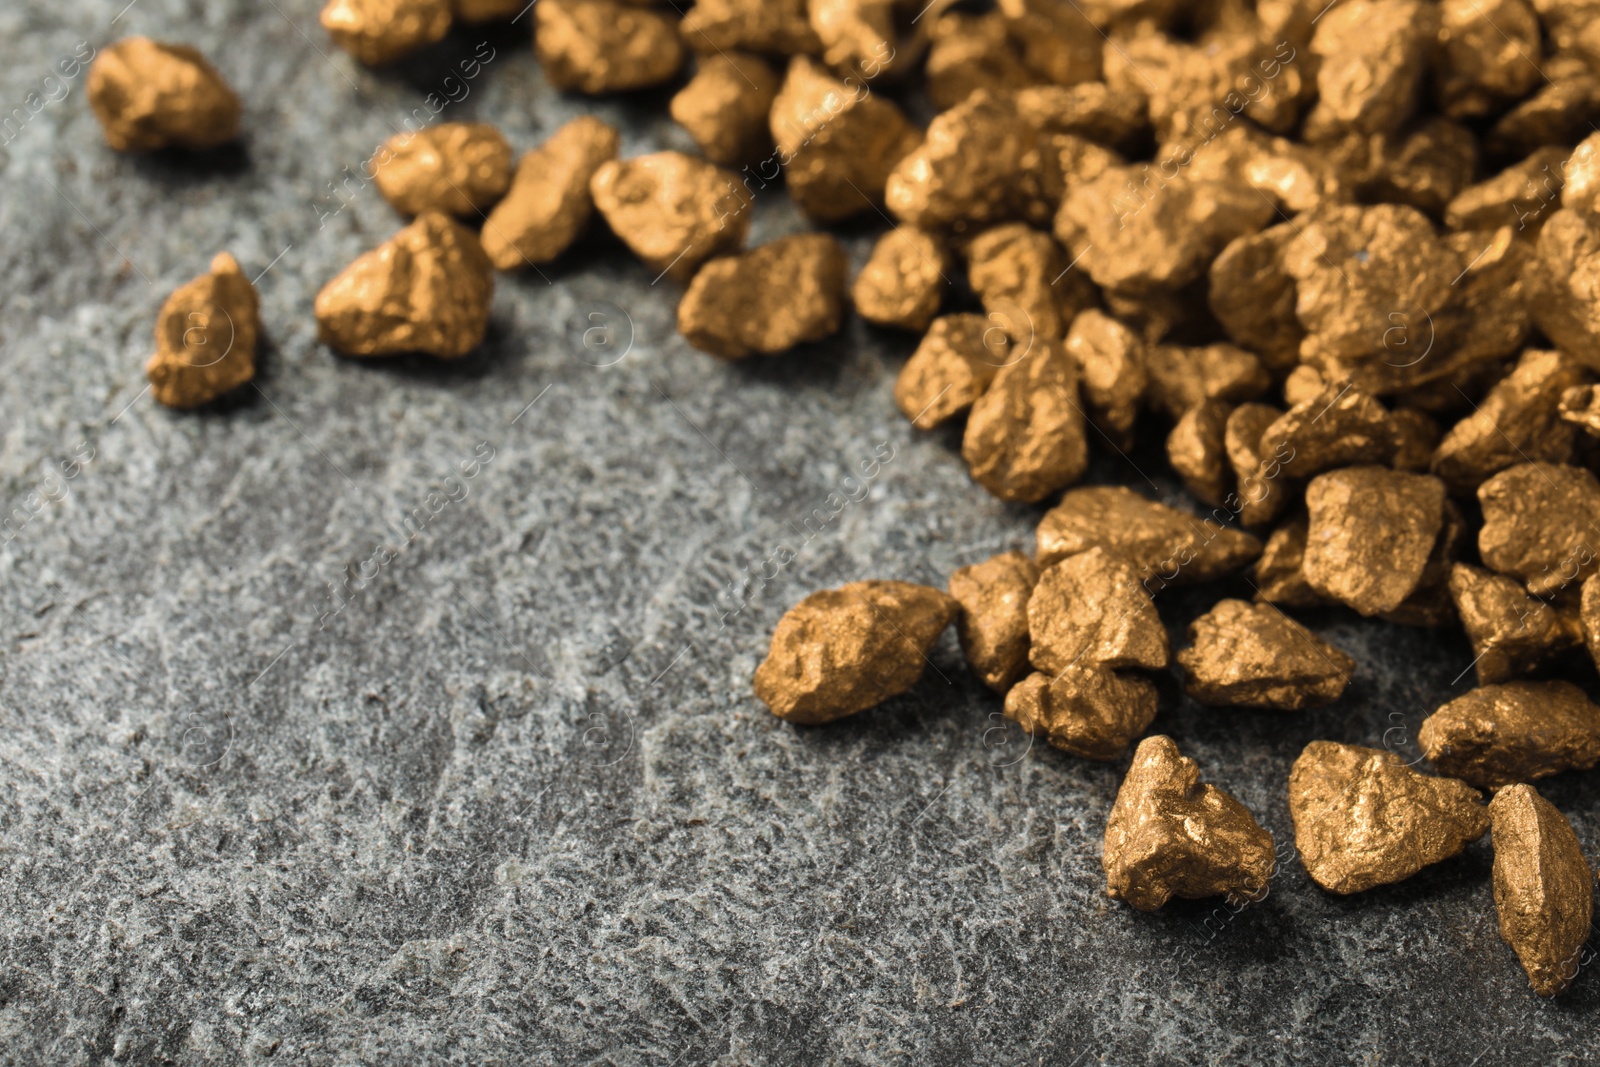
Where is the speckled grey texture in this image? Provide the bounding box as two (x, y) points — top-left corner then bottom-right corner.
(2, 2), (1600, 1064)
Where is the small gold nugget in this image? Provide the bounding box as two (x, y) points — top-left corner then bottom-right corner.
(670, 53), (779, 166)
(1447, 564), (1583, 685)
(1064, 310), (1147, 448)
(1431, 350), (1589, 493)
(1289, 741), (1489, 895)
(1005, 665), (1157, 762)
(753, 581), (957, 725)
(1258, 384), (1399, 480)
(481, 116), (619, 270)
(853, 227), (950, 333)
(894, 314), (1007, 430)
(960, 339), (1087, 504)
(1478, 463), (1600, 597)
(1559, 384), (1600, 438)
(1252, 517), (1332, 610)
(1223, 402), (1287, 530)
(1419, 682), (1600, 788)
(1103, 736), (1276, 912)
(1035, 485), (1262, 582)
(1143, 342), (1269, 421)
(1490, 785), (1595, 997)
(677, 234), (848, 359)
(320, 0), (451, 66)
(808, 0), (896, 80)
(949, 551), (1039, 692)
(1302, 466), (1446, 617)
(148, 253), (258, 409)
(88, 38), (241, 152)
(1178, 600), (1355, 711)
(964, 224), (1084, 345)
(886, 91), (1052, 231)
(590, 152), (750, 284)
(314, 212), (494, 359)
(373, 123), (512, 218)
(1027, 547), (1169, 675)
(1167, 400), (1232, 508)
(536, 0), (684, 93)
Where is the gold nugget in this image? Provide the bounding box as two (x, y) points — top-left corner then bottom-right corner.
(1447, 564), (1583, 684)
(536, 0), (684, 94)
(1478, 463), (1600, 597)
(1064, 310), (1147, 447)
(1224, 402), (1288, 530)
(1432, 350), (1588, 493)
(1432, 0), (1542, 118)
(670, 53), (779, 166)
(1036, 485), (1262, 583)
(320, 0), (451, 66)
(1252, 516), (1331, 609)
(926, 11), (1035, 111)
(1167, 400), (1232, 508)
(894, 314), (1006, 430)
(1258, 384), (1399, 480)
(1104, 736), (1276, 912)
(1525, 209), (1600, 373)
(950, 551), (1040, 692)
(853, 226), (950, 333)
(373, 123), (512, 218)
(1490, 785), (1595, 997)
(1143, 343), (1269, 421)
(88, 38), (241, 152)
(677, 234), (848, 359)
(481, 116), (619, 270)
(1302, 466), (1445, 617)
(1289, 740), (1489, 894)
(1027, 547), (1169, 674)
(590, 152), (750, 284)
(1559, 384), (1600, 438)
(752, 581), (957, 724)
(1585, 574), (1600, 673)
(966, 224), (1086, 345)
(1178, 599), (1355, 711)
(886, 91), (1052, 231)
(148, 253), (258, 409)
(1419, 682), (1600, 788)
(679, 0), (819, 56)
(960, 339), (1087, 504)
(1005, 665), (1158, 762)
(1303, 0), (1430, 141)
(314, 212), (494, 359)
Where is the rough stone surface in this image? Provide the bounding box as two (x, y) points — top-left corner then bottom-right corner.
(4, 3), (1600, 1063)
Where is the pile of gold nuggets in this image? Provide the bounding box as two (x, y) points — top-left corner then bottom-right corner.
(82, 0), (1600, 997)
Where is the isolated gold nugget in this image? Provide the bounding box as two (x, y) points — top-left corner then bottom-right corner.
(320, 0), (451, 66)
(1179, 600), (1355, 711)
(670, 53), (779, 166)
(1560, 385), (1600, 437)
(1478, 463), (1600, 597)
(147, 253), (258, 409)
(770, 57), (920, 222)
(1167, 400), (1231, 508)
(1303, 467), (1445, 617)
(1143, 343), (1269, 421)
(894, 315), (1006, 430)
(88, 38), (241, 152)
(536, 0), (684, 93)
(1490, 785), (1595, 997)
(960, 339), (1087, 504)
(1104, 736), (1276, 912)
(590, 152), (749, 283)
(853, 226), (950, 333)
(1028, 548), (1169, 674)
(1005, 666), (1158, 762)
(680, 0), (819, 55)
(1447, 564), (1583, 685)
(1036, 485), (1262, 582)
(373, 123), (511, 218)
(677, 234), (847, 359)
(314, 212), (493, 359)
(1420, 682), (1600, 788)
(950, 551), (1040, 692)
(481, 116), (619, 270)
(752, 581), (957, 724)
(1064, 310), (1147, 447)
(1289, 741), (1489, 895)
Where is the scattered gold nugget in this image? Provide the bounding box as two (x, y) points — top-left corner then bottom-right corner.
(1447, 564), (1584, 684)
(677, 234), (848, 359)
(853, 227), (950, 333)
(148, 253), (258, 409)
(1302, 467), (1446, 617)
(1431, 351), (1588, 493)
(320, 0), (451, 66)
(314, 212), (494, 359)
(1064, 310), (1147, 447)
(670, 53), (779, 166)
(1035, 485), (1262, 583)
(1477, 463), (1600, 597)
(1525, 210), (1600, 374)
(87, 38), (241, 152)
(1103, 736), (1276, 912)
(894, 314), (1006, 430)
(1178, 599), (1355, 711)
(1489, 784), (1595, 996)
(536, 0), (684, 93)
(960, 339), (1087, 504)
(1027, 547), (1169, 674)
(949, 551), (1040, 692)
(373, 123), (512, 218)
(481, 116), (619, 270)
(1167, 400), (1231, 508)
(965, 224), (1085, 345)
(1143, 343), (1269, 421)
(1289, 740), (1489, 895)
(1005, 665), (1158, 762)
(1252, 516), (1331, 610)
(752, 581), (957, 725)
(1419, 682), (1600, 788)
(590, 152), (750, 283)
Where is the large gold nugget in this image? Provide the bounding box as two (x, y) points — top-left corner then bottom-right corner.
(590, 152), (750, 284)
(677, 234), (847, 359)
(1104, 736), (1276, 912)
(1432, 0), (1542, 118)
(1027, 547), (1169, 674)
(1178, 599), (1355, 711)
(1035, 485), (1262, 582)
(1477, 463), (1600, 597)
(1490, 785), (1595, 997)
(1303, 467), (1445, 617)
(1419, 682), (1600, 788)
(1431, 350), (1588, 493)
(320, 0), (451, 66)
(960, 339), (1087, 504)
(1447, 564), (1583, 685)
(1289, 741), (1489, 895)
(670, 53), (779, 166)
(147, 253), (258, 409)
(1005, 666), (1158, 762)
(314, 212), (494, 359)
(894, 315), (1006, 430)
(373, 123), (512, 218)
(949, 551), (1040, 692)
(536, 0), (684, 93)
(752, 581), (958, 725)
(769, 57), (920, 222)
(853, 227), (950, 333)
(1303, 0), (1430, 140)
(482, 116), (619, 270)
(87, 38), (241, 152)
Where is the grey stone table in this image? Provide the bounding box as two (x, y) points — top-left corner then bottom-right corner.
(3, 2), (1599, 1063)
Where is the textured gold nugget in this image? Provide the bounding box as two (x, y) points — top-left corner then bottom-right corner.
(88, 38), (241, 152)
(590, 152), (750, 283)
(1478, 463), (1600, 598)
(753, 581), (957, 725)
(314, 213), (494, 359)
(1178, 600), (1354, 711)
(1490, 785), (1595, 997)
(960, 339), (1087, 504)
(1302, 467), (1446, 617)
(148, 253), (258, 409)
(1419, 682), (1600, 788)
(373, 123), (512, 218)
(536, 0), (684, 93)
(1005, 665), (1158, 762)
(320, 0), (451, 66)
(1447, 564), (1583, 684)
(1289, 741), (1488, 894)
(1027, 548), (1169, 674)
(853, 227), (950, 333)
(482, 116), (619, 270)
(1104, 736), (1276, 912)
(1035, 485), (1261, 582)
(670, 53), (779, 166)
(949, 551), (1039, 692)
(894, 315), (1006, 430)
(677, 234), (848, 359)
